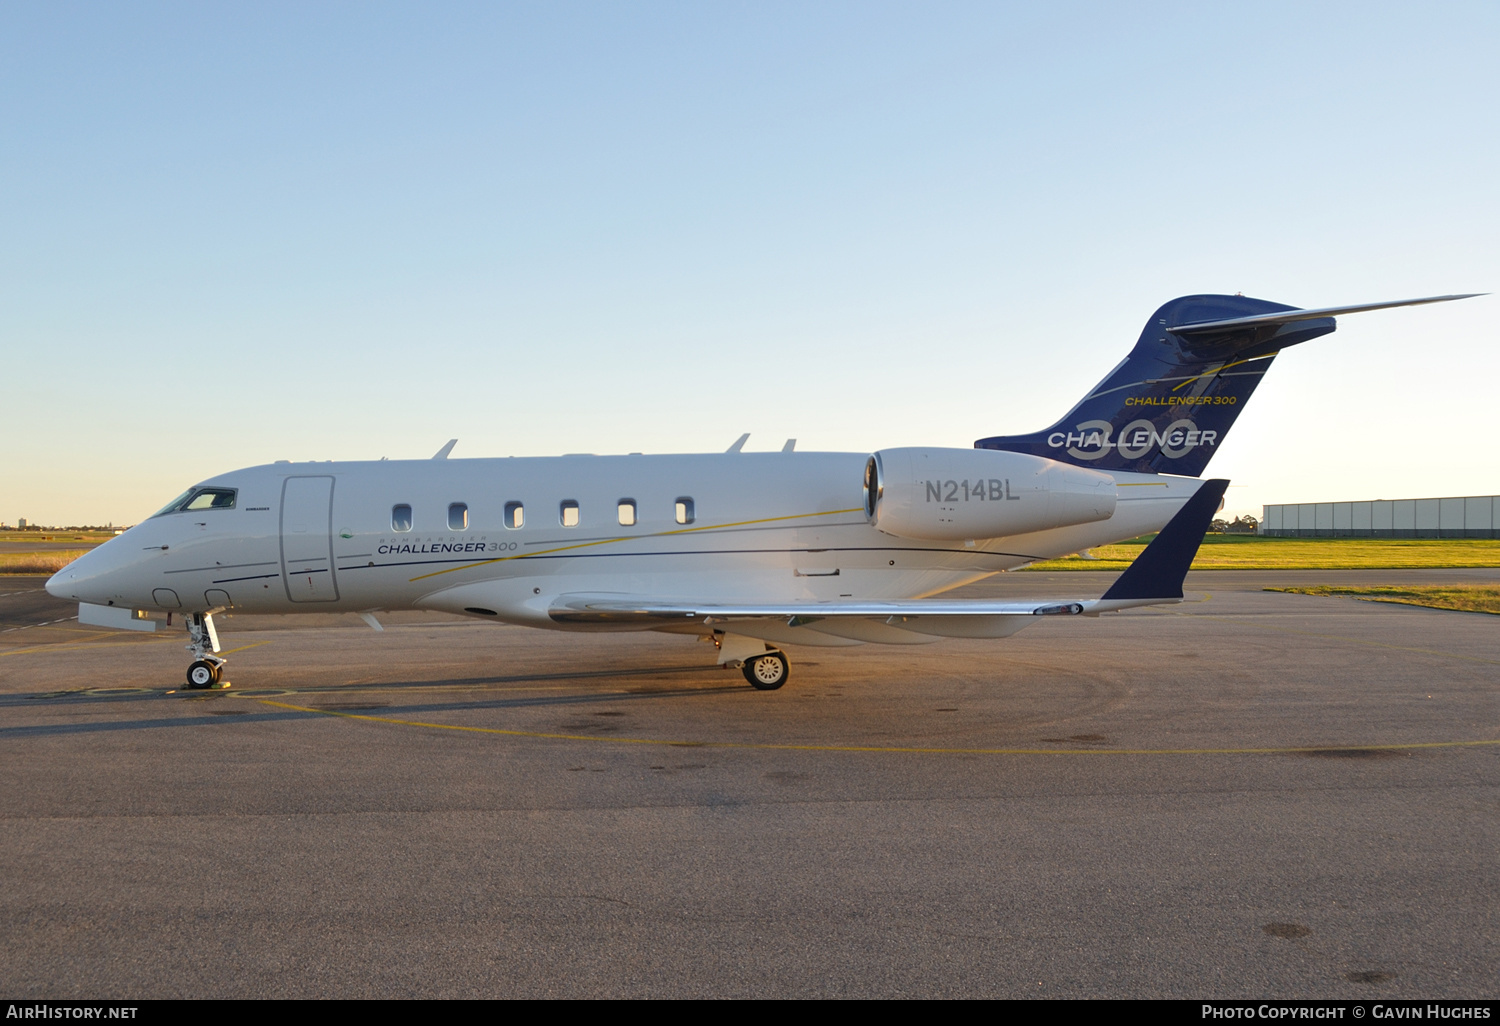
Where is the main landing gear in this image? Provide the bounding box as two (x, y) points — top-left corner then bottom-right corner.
(712, 632), (791, 691)
(183, 611), (227, 689)
(742, 651), (790, 691)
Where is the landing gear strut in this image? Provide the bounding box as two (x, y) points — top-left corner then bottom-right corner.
(183, 611), (227, 689)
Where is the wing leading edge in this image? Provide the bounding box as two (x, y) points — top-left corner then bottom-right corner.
(548, 480), (1230, 642)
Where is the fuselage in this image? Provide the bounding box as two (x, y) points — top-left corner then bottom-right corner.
(47, 451), (1202, 629)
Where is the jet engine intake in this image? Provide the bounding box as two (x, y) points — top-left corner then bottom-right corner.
(864, 447), (1117, 541)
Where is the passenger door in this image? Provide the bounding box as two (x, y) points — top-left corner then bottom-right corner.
(281, 476), (340, 602)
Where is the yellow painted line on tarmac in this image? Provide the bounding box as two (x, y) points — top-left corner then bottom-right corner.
(218, 640), (272, 656)
(0, 634), (180, 657)
(2, 636), (270, 660)
(0, 624), (110, 641)
(257, 699), (1500, 757)
(224, 683), (578, 700)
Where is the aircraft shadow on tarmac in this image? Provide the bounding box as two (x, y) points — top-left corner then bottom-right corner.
(1, 663), (758, 740)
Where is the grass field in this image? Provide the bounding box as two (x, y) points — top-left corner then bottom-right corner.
(0, 531), (118, 544)
(1267, 585), (1500, 615)
(1026, 535), (1500, 571)
(0, 551), (89, 574)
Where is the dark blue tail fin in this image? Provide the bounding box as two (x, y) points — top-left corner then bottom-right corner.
(976, 294), (1331, 476)
(978, 293), (1478, 476)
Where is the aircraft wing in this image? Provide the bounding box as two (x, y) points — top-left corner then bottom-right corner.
(549, 479), (1229, 642)
(550, 593), (1105, 640)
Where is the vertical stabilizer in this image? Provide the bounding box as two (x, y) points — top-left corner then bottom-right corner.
(975, 295), (1330, 477)
(976, 292), (1478, 477)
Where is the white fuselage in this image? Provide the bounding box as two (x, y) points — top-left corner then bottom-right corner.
(48, 451), (1203, 630)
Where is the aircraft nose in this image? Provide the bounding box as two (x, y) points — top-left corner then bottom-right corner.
(47, 548), (101, 601)
(44, 568), (69, 599)
(45, 543), (133, 604)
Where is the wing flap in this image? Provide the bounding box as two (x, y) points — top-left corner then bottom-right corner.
(881, 614), (1036, 639)
(794, 618), (941, 645)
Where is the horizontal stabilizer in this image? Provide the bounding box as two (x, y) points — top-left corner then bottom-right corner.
(1168, 294), (1481, 339)
(1100, 479), (1228, 602)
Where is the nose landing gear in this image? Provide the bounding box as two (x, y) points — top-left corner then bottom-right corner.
(183, 611), (228, 689)
(187, 659), (222, 688)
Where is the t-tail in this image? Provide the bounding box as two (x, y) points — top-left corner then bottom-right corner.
(975, 293), (1480, 477)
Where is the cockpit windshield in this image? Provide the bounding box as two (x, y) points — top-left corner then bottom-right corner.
(152, 487), (238, 517)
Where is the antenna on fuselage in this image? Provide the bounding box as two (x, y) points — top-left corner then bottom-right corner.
(432, 439), (458, 460)
(726, 433), (749, 453)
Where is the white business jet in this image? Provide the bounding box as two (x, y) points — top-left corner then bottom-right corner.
(47, 292), (1478, 691)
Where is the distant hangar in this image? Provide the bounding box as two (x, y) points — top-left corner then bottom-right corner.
(1260, 494), (1499, 538)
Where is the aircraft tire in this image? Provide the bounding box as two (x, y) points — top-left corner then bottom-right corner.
(743, 652), (789, 691)
(186, 660), (218, 689)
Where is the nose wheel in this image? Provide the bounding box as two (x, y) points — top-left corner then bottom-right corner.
(742, 651), (789, 691)
(183, 611), (228, 689)
(186, 658), (225, 689)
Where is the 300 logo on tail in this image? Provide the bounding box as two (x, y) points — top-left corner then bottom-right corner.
(1047, 419), (1218, 461)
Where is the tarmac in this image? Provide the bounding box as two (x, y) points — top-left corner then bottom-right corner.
(1, 569), (1496, 998)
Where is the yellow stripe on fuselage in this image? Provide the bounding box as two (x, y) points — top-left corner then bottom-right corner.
(407, 507), (866, 582)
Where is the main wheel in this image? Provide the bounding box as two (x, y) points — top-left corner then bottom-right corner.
(186, 660), (219, 689)
(743, 651), (789, 691)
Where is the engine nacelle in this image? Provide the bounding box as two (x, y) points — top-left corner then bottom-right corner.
(864, 447), (1117, 541)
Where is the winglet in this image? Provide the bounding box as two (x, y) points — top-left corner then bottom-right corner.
(1100, 479), (1229, 601)
(432, 439), (458, 460)
(726, 433), (750, 453)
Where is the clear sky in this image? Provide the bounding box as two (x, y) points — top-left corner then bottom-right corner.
(3, 1), (1496, 526)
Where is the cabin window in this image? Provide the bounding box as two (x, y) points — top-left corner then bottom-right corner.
(504, 502), (524, 529)
(391, 504), (413, 532)
(675, 497), (695, 525)
(448, 502), (468, 531)
(560, 500), (580, 528)
(617, 500), (636, 527)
